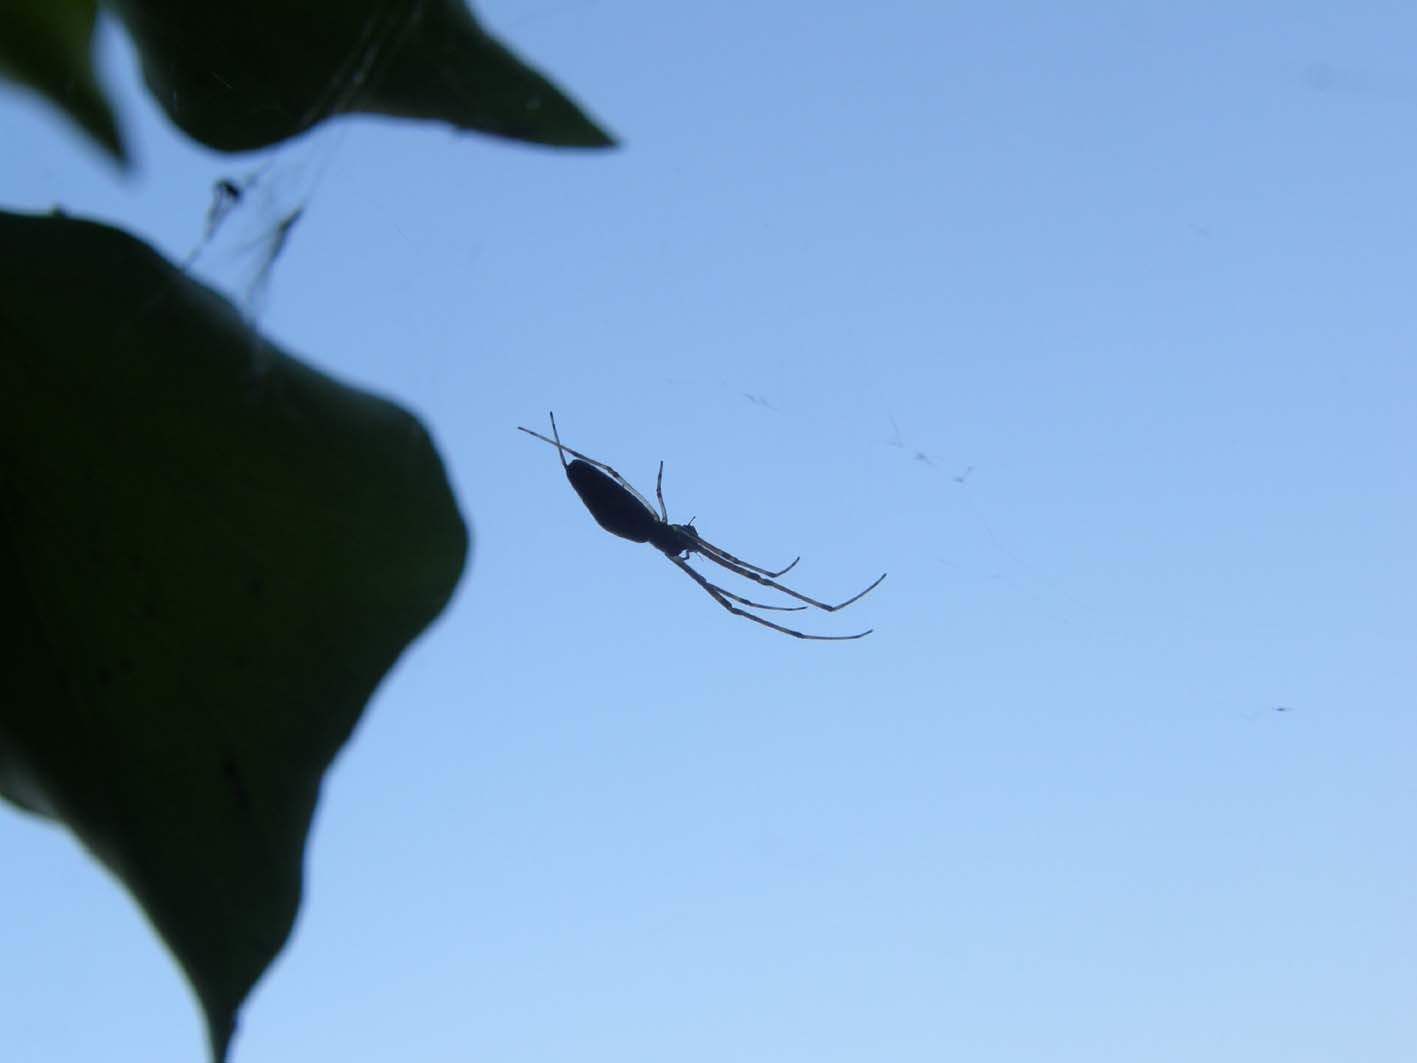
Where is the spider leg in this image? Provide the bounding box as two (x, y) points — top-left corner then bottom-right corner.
(689, 536), (886, 612)
(655, 465), (796, 577)
(655, 461), (669, 522)
(670, 556), (871, 640)
(694, 539), (800, 579)
(712, 584), (807, 612)
(546, 411), (570, 470)
(518, 415), (659, 516)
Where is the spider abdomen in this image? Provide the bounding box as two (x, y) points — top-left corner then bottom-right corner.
(566, 459), (658, 543)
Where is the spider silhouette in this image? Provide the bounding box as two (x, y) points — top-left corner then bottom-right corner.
(518, 413), (885, 640)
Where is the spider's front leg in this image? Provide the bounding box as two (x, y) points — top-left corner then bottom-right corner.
(668, 556), (871, 640)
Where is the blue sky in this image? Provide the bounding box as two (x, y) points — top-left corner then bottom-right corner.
(4, 2), (1414, 1061)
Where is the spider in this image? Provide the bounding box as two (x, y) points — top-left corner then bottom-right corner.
(518, 413), (886, 640)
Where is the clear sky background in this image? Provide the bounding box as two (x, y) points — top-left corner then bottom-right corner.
(4, 2), (1414, 1061)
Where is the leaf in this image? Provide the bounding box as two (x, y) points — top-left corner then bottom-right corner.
(105, 0), (616, 152)
(0, 209), (468, 1063)
(0, 0), (127, 164)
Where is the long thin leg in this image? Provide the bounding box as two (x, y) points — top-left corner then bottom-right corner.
(713, 584), (807, 612)
(656, 463), (798, 578)
(688, 536), (886, 612)
(670, 557), (871, 640)
(546, 411), (570, 469)
(692, 537), (800, 579)
(518, 415), (659, 517)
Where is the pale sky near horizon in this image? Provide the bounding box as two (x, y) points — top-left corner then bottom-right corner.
(3, 3), (1414, 1061)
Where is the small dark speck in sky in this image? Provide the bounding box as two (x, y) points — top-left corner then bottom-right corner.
(740, 392), (778, 411)
(887, 416), (941, 468)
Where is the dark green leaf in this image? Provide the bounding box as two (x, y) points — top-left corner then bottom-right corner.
(0, 0), (127, 164)
(0, 210), (468, 1063)
(106, 0), (616, 151)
